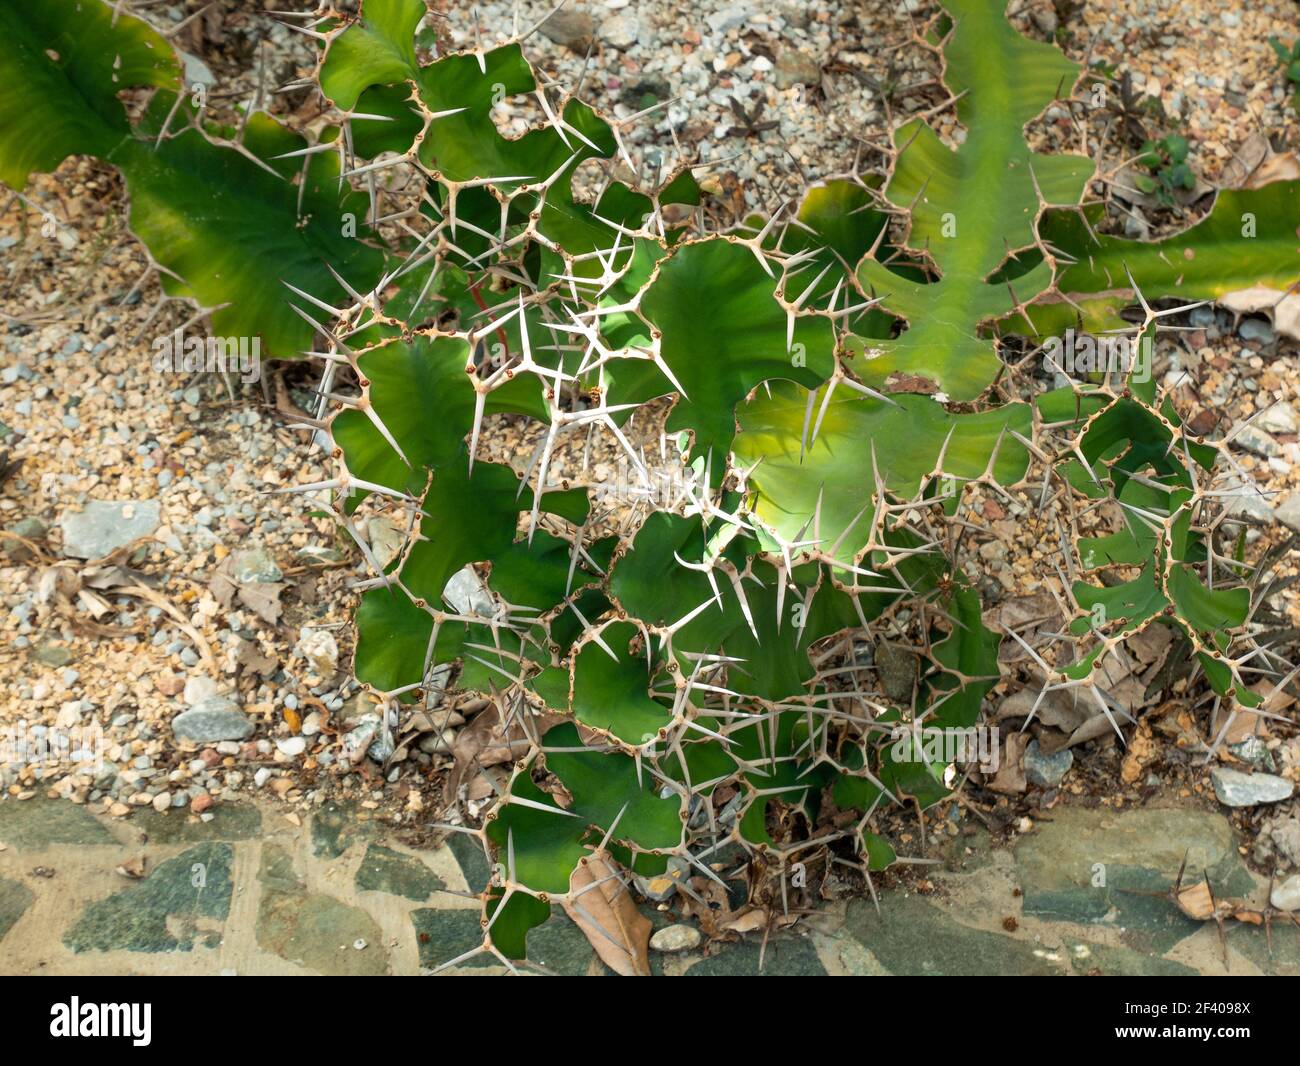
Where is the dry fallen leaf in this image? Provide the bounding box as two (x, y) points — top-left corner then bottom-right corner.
(235, 638), (277, 677)
(1223, 133), (1300, 189)
(990, 591), (1062, 661)
(1245, 151), (1300, 187)
(208, 556), (238, 610)
(1211, 134), (1294, 191)
(996, 683), (1090, 735)
(561, 850), (651, 977)
(1248, 680), (1296, 716)
(1220, 131), (1271, 188)
(209, 554), (285, 624)
(1219, 286), (1300, 342)
(1115, 165), (1214, 209)
(236, 582), (285, 625)
(720, 907), (768, 934)
(1225, 713), (1265, 746)
(1172, 878), (1216, 922)
(681, 876), (738, 939)
(443, 703), (563, 805)
(988, 732), (1029, 794)
(115, 855), (147, 879)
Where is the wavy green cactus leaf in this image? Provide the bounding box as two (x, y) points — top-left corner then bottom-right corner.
(120, 113), (385, 357)
(1033, 181), (1300, 335)
(774, 178), (891, 325)
(318, 0), (425, 110)
(734, 381), (1032, 571)
(0, 0), (385, 357)
(397, 461), (528, 603)
(0, 0), (178, 188)
(543, 725), (685, 852)
(330, 333), (545, 494)
(607, 513), (867, 700)
(353, 585), (434, 693)
(1043, 388), (1262, 712)
(479, 721), (684, 954)
(851, 0), (1093, 400)
(608, 237), (836, 477)
(927, 583), (1003, 729)
(569, 620), (673, 745)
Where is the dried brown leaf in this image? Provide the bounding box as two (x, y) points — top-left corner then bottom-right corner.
(1220, 287), (1300, 342)
(443, 702), (563, 805)
(682, 876), (738, 939)
(1173, 878), (1216, 922)
(720, 907), (768, 934)
(237, 582), (285, 625)
(235, 638), (277, 677)
(988, 732), (1029, 794)
(115, 855), (147, 879)
(562, 850), (651, 976)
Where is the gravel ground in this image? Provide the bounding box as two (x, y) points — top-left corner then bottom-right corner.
(1, 0), (1298, 849)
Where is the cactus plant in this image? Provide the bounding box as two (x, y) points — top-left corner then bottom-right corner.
(3, 0), (1296, 971)
(0, 0), (384, 357)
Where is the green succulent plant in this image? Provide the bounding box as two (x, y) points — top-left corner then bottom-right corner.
(1133, 133), (1195, 205)
(1269, 35), (1300, 113)
(3, 0), (1296, 971)
(0, 0), (384, 357)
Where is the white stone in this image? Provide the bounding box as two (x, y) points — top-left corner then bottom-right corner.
(294, 628), (339, 679)
(1259, 402), (1297, 435)
(418, 729), (458, 754)
(276, 736), (307, 757)
(650, 924), (702, 952)
(366, 516), (404, 569)
(1271, 874), (1300, 911)
(707, 7), (749, 33)
(599, 13), (640, 49)
(1211, 767), (1294, 807)
(183, 675), (220, 706)
(1276, 492), (1300, 532)
(442, 566), (495, 617)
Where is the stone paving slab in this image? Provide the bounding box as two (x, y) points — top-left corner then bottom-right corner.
(0, 796), (1291, 976)
(65, 843), (234, 954)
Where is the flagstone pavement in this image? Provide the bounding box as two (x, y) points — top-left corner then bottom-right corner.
(0, 797), (1294, 976)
